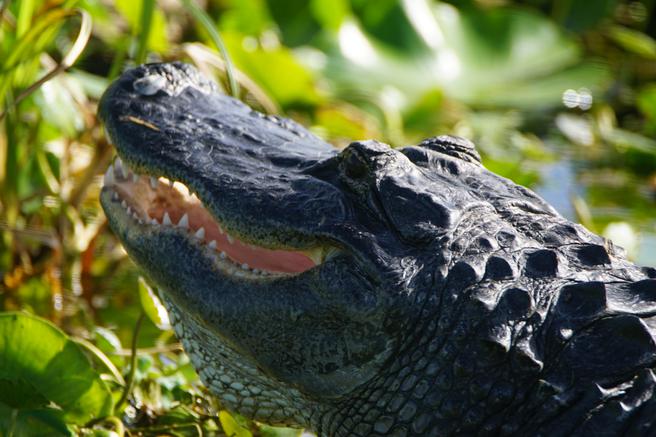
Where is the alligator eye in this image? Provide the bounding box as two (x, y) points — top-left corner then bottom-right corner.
(343, 150), (369, 179)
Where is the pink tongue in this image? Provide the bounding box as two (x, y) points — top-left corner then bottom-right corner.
(169, 210), (316, 273)
(222, 238), (317, 273)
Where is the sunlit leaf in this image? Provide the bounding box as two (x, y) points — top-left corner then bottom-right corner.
(314, 1), (610, 109)
(637, 84), (656, 130)
(219, 0), (273, 36)
(0, 312), (114, 432)
(114, 0), (168, 53)
(259, 424), (304, 436)
(310, 0), (350, 31)
(608, 25), (656, 60)
(219, 410), (252, 437)
(223, 32), (320, 106)
(138, 277), (171, 330)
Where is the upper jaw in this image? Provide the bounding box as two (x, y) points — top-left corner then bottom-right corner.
(98, 62), (347, 248)
(100, 155), (345, 279)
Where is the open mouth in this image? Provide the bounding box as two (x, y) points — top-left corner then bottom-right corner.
(102, 157), (336, 278)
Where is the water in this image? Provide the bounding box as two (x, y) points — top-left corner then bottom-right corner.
(536, 158), (656, 266)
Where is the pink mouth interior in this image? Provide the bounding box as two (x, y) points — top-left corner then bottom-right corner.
(114, 176), (317, 274)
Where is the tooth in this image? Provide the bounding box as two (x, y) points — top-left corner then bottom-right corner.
(169, 179), (174, 187)
(114, 158), (122, 176)
(104, 168), (115, 185)
(219, 251), (226, 259)
(173, 181), (186, 194)
(218, 226), (224, 234)
(151, 218), (159, 225)
(126, 206), (132, 215)
(121, 200), (127, 208)
(190, 193), (199, 201)
(159, 177), (169, 185)
(241, 263), (249, 270)
(111, 192), (119, 200)
(181, 183), (190, 196)
(150, 177), (158, 189)
(252, 269), (260, 274)
(116, 158), (129, 179)
(163, 212), (172, 226)
(208, 240), (217, 249)
(132, 173), (139, 183)
(194, 227), (205, 239)
(227, 234), (234, 244)
(177, 213), (189, 228)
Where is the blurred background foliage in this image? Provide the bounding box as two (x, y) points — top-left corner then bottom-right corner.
(1, 0), (655, 434)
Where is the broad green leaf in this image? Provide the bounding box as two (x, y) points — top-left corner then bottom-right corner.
(0, 312), (114, 430)
(0, 402), (73, 437)
(223, 32), (320, 106)
(310, 0), (350, 31)
(314, 1), (610, 109)
(555, 0), (617, 32)
(219, 0), (273, 36)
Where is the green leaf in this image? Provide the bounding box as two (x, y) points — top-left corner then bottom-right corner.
(223, 32), (320, 106)
(0, 402), (73, 437)
(218, 0), (273, 36)
(315, 1), (610, 109)
(258, 424), (304, 437)
(608, 25), (656, 60)
(637, 83), (656, 127)
(33, 73), (86, 137)
(310, 0), (350, 31)
(138, 277), (171, 330)
(554, 0), (617, 32)
(114, 0), (168, 54)
(218, 410), (252, 437)
(0, 312), (114, 430)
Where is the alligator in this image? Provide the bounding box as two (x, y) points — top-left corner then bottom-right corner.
(99, 62), (656, 436)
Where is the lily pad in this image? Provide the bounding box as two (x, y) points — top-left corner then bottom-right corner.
(0, 312), (114, 434)
(316, 1), (610, 109)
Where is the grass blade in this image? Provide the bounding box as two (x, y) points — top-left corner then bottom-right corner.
(135, 0), (155, 64)
(0, 9), (92, 120)
(180, 0), (239, 98)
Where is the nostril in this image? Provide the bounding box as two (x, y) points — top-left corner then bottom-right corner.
(133, 74), (167, 96)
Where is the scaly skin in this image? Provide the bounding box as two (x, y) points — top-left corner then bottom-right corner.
(99, 62), (656, 436)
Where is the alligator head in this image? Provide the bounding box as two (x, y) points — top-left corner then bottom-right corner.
(100, 63), (656, 436)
